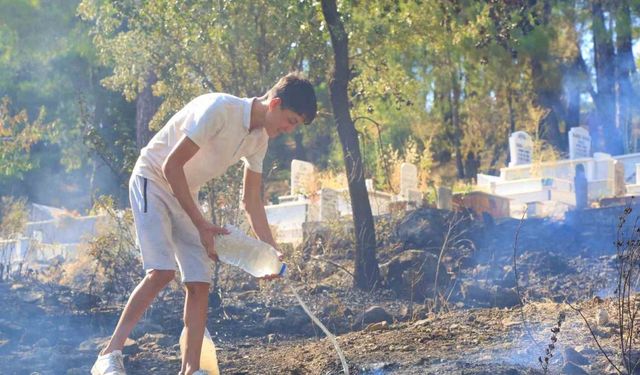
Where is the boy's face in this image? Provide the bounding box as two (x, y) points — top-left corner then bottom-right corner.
(264, 98), (305, 138)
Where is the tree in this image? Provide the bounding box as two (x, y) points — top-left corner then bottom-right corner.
(592, 0), (622, 154)
(0, 97), (49, 187)
(321, 0), (380, 290)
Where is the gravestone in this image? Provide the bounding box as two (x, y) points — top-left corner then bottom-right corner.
(400, 163), (418, 198)
(290, 160), (315, 195)
(568, 127), (591, 159)
(508, 131), (533, 167)
(437, 186), (452, 210)
(574, 164), (588, 210)
(319, 188), (339, 221)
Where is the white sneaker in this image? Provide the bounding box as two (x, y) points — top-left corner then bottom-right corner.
(91, 350), (126, 375)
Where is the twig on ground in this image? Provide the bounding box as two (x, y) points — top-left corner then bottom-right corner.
(512, 209), (539, 346)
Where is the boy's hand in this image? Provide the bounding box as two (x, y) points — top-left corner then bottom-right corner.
(196, 222), (229, 261)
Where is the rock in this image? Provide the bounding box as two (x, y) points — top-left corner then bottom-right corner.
(70, 291), (101, 310)
(353, 306), (392, 329)
(122, 338), (140, 356)
(18, 290), (43, 303)
(365, 321), (389, 332)
(460, 282), (520, 308)
(78, 336), (110, 352)
(380, 250), (450, 299)
(264, 306), (310, 334)
(395, 208), (447, 249)
(561, 362), (589, 375)
(563, 347), (590, 366)
(138, 333), (174, 348)
(130, 321), (164, 339)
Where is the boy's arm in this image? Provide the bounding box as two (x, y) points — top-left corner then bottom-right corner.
(163, 135), (228, 260)
(241, 166), (280, 252)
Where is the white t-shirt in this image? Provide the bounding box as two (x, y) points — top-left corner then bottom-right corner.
(132, 93), (269, 194)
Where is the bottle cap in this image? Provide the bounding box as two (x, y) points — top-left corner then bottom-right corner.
(278, 263), (287, 277)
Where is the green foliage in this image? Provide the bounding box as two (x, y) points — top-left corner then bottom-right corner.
(0, 97), (50, 180)
(0, 0), (136, 207)
(0, 195), (28, 238)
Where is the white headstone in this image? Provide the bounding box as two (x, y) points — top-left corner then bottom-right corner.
(365, 179), (374, 192)
(400, 163), (418, 198)
(319, 188), (339, 221)
(508, 131), (533, 166)
(568, 127), (591, 159)
(290, 159), (315, 195)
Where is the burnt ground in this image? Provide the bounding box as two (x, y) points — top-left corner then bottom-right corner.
(0, 210), (634, 375)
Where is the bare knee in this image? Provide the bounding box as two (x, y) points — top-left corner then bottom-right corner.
(145, 269), (175, 287)
(184, 282), (210, 297)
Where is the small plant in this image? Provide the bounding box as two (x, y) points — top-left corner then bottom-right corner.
(85, 196), (142, 303)
(0, 196), (28, 281)
(539, 312), (566, 374)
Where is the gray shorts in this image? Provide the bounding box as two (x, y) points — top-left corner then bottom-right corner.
(129, 175), (212, 283)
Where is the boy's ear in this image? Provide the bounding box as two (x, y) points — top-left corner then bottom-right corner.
(268, 97), (282, 110)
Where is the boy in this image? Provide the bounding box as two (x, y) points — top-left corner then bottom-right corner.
(91, 73), (317, 375)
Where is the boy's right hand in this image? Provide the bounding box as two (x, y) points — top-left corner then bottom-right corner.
(196, 222), (230, 262)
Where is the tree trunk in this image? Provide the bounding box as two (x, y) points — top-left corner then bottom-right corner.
(528, 0), (563, 151)
(135, 71), (161, 150)
(592, 0), (622, 155)
(449, 66), (464, 179)
(564, 57), (581, 130)
(321, 0), (380, 290)
(615, 0), (636, 153)
(530, 57), (563, 150)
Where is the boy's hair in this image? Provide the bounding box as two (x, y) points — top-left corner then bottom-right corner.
(269, 73), (317, 124)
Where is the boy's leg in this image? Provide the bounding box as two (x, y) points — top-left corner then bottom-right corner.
(180, 282), (210, 375)
(101, 269), (175, 355)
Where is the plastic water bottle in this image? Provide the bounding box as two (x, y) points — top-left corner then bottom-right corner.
(214, 225), (286, 278)
(179, 327), (219, 375)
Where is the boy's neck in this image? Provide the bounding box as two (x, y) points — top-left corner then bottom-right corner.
(249, 95), (269, 132)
